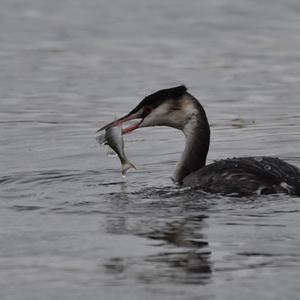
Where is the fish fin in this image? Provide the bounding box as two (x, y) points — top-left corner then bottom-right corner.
(121, 160), (137, 175)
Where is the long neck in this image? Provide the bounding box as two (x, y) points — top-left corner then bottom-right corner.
(173, 106), (210, 184)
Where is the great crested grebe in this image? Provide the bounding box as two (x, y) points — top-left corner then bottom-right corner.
(98, 85), (300, 196)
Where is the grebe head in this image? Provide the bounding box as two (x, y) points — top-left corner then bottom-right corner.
(98, 85), (210, 183)
(97, 85), (202, 135)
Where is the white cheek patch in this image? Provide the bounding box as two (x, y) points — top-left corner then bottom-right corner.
(142, 102), (171, 127)
(153, 102), (170, 117)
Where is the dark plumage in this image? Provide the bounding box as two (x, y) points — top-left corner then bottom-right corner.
(183, 157), (300, 196)
(128, 85), (187, 116)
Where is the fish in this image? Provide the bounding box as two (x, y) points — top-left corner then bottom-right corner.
(96, 125), (136, 175)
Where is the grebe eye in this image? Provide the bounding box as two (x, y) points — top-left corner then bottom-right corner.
(143, 106), (152, 116)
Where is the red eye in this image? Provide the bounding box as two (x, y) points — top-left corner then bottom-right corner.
(143, 106), (152, 116)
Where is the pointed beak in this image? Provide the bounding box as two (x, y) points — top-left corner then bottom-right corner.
(96, 111), (143, 134)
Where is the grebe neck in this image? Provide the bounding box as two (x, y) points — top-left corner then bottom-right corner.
(173, 110), (210, 184)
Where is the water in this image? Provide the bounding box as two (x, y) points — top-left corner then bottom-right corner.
(1, 0), (300, 299)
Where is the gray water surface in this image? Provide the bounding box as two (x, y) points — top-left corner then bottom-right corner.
(1, 0), (300, 299)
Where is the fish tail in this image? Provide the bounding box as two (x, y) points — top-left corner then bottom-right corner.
(121, 160), (137, 175)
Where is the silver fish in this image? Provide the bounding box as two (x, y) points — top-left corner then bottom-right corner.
(96, 125), (136, 175)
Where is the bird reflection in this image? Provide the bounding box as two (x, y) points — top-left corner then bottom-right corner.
(146, 215), (209, 248)
(143, 215), (212, 284)
(104, 204), (212, 285)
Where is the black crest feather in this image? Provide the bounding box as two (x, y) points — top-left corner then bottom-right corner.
(129, 85), (187, 114)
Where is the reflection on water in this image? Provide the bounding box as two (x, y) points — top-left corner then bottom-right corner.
(104, 208), (211, 286)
